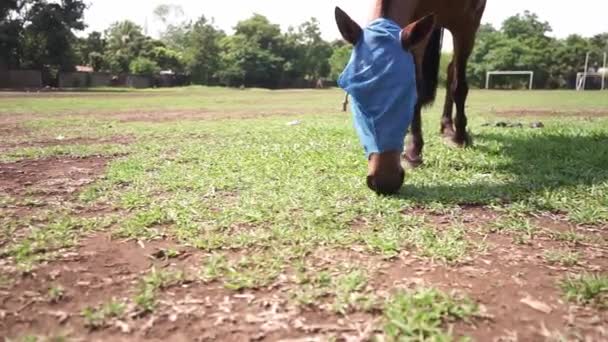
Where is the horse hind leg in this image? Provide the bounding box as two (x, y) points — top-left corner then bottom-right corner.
(404, 103), (423, 168)
(448, 32), (475, 147)
(440, 60), (455, 137)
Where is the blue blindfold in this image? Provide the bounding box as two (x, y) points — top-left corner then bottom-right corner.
(338, 18), (418, 159)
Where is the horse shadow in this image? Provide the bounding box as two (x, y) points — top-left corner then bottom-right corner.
(399, 130), (608, 206)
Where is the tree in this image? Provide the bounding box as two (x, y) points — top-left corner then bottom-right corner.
(502, 11), (552, 40)
(149, 46), (182, 71)
(5, 0), (87, 71)
(0, 4), (22, 68)
(234, 14), (282, 52)
(217, 34), (284, 87)
(280, 26), (307, 82)
(129, 57), (160, 75)
(104, 20), (147, 73)
(297, 18), (332, 79)
(182, 16), (224, 84)
(468, 13), (566, 89)
(75, 31), (106, 70)
(329, 45), (351, 80)
(218, 14), (286, 87)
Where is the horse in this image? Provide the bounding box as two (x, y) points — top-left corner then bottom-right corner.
(335, 0), (486, 195)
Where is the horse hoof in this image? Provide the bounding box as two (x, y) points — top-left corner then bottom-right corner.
(402, 153), (423, 169)
(441, 129), (455, 139)
(444, 134), (472, 148)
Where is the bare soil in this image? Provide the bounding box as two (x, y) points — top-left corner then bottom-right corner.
(0, 156), (110, 200)
(0, 135), (134, 153)
(1, 207), (606, 341)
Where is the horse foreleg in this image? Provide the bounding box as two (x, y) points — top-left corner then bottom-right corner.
(404, 103), (424, 168)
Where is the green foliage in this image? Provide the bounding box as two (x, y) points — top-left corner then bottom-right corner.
(103, 20), (144, 73)
(469, 11), (608, 89)
(329, 45), (351, 81)
(129, 57), (160, 75)
(2, 0), (86, 71)
(75, 31), (106, 70)
(295, 18), (332, 79)
(180, 16), (224, 84)
(217, 34), (284, 87)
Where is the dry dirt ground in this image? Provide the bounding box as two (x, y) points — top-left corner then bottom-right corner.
(1, 108), (607, 342)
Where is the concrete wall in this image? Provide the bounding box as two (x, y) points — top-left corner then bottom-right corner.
(58, 72), (114, 88)
(0, 70), (42, 88)
(126, 75), (153, 88)
(58, 72), (88, 88)
(90, 73), (113, 87)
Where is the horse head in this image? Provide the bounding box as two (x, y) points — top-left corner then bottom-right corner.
(335, 7), (435, 195)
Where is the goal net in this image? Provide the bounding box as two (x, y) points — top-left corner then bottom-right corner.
(576, 72), (606, 91)
(485, 71), (534, 90)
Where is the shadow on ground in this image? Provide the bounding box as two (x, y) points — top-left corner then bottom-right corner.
(400, 131), (608, 207)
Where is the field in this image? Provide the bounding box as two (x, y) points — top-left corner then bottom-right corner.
(1, 87), (607, 341)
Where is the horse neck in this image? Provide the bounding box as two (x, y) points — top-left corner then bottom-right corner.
(370, 0), (419, 27)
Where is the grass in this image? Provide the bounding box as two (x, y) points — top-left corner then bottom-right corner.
(134, 267), (187, 313)
(1, 87), (608, 339)
(383, 288), (477, 341)
(544, 249), (580, 267)
(1, 87), (606, 115)
(2, 215), (116, 267)
(560, 273), (608, 308)
(47, 284), (66, 303)
(82, 299), (127, 329)
(291, 264), (377, 314)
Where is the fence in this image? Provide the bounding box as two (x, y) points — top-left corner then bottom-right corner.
(58, 72), (114, 88)
(0, 69), (42, 88)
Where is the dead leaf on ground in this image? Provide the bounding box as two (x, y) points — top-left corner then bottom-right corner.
(520, 296), (553, 314)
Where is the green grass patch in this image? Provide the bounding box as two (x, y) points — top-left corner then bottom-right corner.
(291, 264), (377, 314)
(134, 267), (187, 313)
(2, 215), (115, 267)
(200, 251), (284, 290)
(560, 273), (608, 308)
(82, 299), (127, 329)
(488, 215), (538, 245)
(383, 288), (478, 341)
(543, 249), (580, 267)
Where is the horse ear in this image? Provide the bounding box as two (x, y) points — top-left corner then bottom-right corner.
(335, 7), (362, 45)
(400, 14), (436, 50)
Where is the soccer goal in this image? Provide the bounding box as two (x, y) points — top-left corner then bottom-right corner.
(576, 52), (607, 91)
(485, 71), (534, 90)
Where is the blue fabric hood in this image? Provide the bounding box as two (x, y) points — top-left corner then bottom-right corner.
(338, 18), (418, 158)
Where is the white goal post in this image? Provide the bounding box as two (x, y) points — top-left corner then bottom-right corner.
(485, 71), (534, 90)
(577, 52), (607, 91)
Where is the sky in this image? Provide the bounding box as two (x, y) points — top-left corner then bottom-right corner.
(82, 0), (608, 51)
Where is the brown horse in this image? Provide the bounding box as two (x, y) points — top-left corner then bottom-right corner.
(335, 0), (486, 194)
